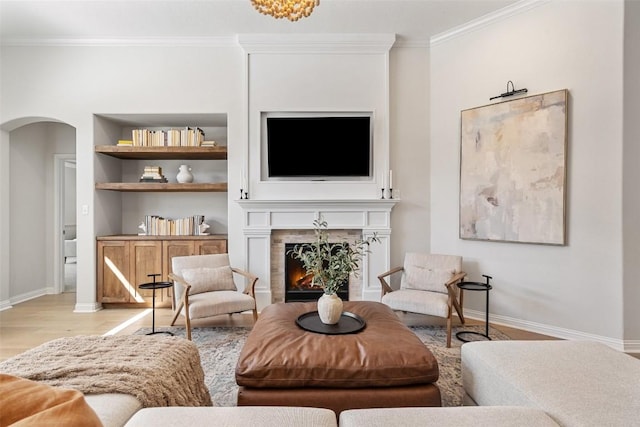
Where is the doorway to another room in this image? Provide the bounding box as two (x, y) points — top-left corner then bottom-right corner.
(58, 156), (77, 293)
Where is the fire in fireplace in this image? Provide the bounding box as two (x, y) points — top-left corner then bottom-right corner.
(284, 243), (349, 302)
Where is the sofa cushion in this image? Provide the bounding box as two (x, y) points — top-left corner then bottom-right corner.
(0, 373), (103, 427)
(339, 407), (560, 426)
(125, 406), (337, 427)
(462, 340), (640, 427)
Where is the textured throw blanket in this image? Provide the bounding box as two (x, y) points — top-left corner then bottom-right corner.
(0, 335), (212, 408)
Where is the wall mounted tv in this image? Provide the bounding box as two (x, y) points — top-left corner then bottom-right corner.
(263, 112), (373, 181)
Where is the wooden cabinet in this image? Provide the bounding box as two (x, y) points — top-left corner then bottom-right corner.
(97, 235), (227, 307)
(97, 240), (132, 304)
(130, 240), (163, 304)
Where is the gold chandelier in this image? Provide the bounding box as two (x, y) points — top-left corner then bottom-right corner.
(251, 0), (320, 22)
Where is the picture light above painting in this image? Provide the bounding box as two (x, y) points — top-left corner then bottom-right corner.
(260, 111), (373, 182)
(459, 89), (569, 245)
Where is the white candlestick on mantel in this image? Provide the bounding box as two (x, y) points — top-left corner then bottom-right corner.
(389, 170), (393, 189)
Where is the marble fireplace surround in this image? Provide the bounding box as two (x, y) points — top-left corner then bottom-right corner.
(237, 199), (397, 311)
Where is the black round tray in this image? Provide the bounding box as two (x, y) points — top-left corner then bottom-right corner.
(296, 311), (366, 335)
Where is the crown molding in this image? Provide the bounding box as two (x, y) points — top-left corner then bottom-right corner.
(430, 0), (549, 47)
(237, 33), (396, 54)
(1, 36), (237, 47)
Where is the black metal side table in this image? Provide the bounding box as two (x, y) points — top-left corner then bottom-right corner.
(455, 274), (493, 343)
(139, 273), (173, 336)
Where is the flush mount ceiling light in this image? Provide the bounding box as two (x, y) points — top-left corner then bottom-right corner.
(251, 0), (320, 21)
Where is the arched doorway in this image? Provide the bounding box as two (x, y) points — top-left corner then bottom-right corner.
(0, 118), (76, 308)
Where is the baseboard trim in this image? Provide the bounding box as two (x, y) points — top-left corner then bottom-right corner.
(74, 302), (102, 313)
(465, 309), (636, 354)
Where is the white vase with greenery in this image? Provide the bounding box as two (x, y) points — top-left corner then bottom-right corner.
(287, 217), (379, 324)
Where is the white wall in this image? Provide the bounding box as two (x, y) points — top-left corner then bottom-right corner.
(389, 46), (431, 268)
(431, 0), (630, 348)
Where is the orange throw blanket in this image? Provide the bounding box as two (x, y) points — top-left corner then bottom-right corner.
(0, 373), (103, 427)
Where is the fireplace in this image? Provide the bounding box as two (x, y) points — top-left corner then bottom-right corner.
(238, 199), (397, 310)
(284, 243), (349, 302)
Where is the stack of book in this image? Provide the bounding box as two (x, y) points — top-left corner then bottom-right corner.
(139, 166), (167, 183)
(200, 140), (217, 147)
(117, 139), (133, 146)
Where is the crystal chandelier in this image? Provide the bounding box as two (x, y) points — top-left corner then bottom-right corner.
(251, 0), (320, 22)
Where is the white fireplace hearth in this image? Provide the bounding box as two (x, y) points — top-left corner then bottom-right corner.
(237, 199), (397, 310)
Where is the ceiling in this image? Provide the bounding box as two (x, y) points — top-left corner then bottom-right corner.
(0, 0), (517, 45)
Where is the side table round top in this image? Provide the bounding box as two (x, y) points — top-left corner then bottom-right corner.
(139, 281), (173, 290)
(457, 281), (492, 291)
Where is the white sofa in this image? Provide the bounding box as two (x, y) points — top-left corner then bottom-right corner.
(460, 340), (640, 427)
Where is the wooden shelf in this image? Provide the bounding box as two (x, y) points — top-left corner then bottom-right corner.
(95, 182), (227, 192)
(95, 145), (227, 160)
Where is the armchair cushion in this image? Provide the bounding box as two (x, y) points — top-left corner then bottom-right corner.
(181, 266), (236, 295)
(188, 291), (256, 320)
(382, 289), (450, 318)
(403, 266), (455, 293)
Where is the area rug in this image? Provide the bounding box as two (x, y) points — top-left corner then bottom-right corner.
(135, 324), (509, 407)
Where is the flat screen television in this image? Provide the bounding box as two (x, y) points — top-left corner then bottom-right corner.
(263, 113), (372, 180)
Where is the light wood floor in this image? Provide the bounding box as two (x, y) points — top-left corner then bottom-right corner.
(0, 292), (561, 362)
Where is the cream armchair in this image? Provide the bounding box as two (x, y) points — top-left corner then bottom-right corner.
(169, 253), (258, 340)
(378, 253), (466, 347)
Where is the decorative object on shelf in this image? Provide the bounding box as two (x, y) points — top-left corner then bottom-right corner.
(198, 222), (210, 235)
(489, 80), (528, 101)
(287, 216), (380, 325)
(460, 89), (568, 245)
(240, 168), (249, 199)
(176, 164), (194, 183)
(251, 0), (319, 21)
(380, 170), (393, 199)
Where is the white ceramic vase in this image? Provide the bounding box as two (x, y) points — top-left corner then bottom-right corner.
(317, 292), (343, 325)
(177, 164), (193, 183)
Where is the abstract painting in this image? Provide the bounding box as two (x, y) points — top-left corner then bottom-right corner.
(459, 89), (568, 245)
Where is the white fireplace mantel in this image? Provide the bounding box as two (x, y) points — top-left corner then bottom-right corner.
(238, 199), (398, 310)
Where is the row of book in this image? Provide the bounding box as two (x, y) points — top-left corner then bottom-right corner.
(140, 215), (209, 236)
(117, 127), (216, 147)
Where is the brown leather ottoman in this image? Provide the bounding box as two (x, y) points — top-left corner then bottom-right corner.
(235, 301), (441, 415)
